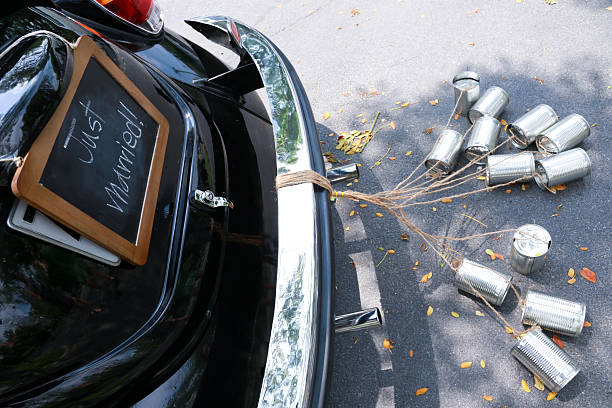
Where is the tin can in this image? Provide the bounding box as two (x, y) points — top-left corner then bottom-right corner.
(452, 71), (480, 117)
(534, 148), (591, 190)
(509, 104), (558, 149)
(468, 86), (510, 124)
(425, 129), (463, 174)
(486, 152), (535, 186)
(465, 116), (501, 165)
(510, 224), (551, 275)
(454, 258), (512, 306)
(522, 290), (586, 337)
(536, 114), (590, 154)
(511, 329), (580, 393)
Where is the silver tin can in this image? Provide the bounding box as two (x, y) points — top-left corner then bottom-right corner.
(534, 148), (591, 190)
(425, 129), (463, 174)
(468, 86), (510, 124)
(465, 116), (501, 164)
(511, 329), (580, 393)
(510, 224), (551, 275)
(452, 71), (480, 117)
(509, 104), (558, 149)
(486, 152), (535, 186)
(454, 258), (512, 306)
(522, 290), (586, 337)
(536, 113), (590, 154)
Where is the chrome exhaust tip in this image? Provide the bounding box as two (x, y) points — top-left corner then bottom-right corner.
(326, 163), (359, 184)
(335, 307), (382, 333)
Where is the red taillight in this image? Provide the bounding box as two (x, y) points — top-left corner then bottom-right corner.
(96, 0), (154, 25)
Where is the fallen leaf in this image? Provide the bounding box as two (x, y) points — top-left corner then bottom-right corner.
(467, 42), (475, 46)
(405, 150), (413, 156)
(505, 189), (511, 194)
(568, 277), (576, 285)
(383, 338), (394, 352)
(534, 375), (545, 391)
(494, 253), (505, 261)
(552, 334), (564, 349)
(432, 207), (437, 212)
(345, 226), (350, 231)
(323, 112), (331, 120)
(349, 210), (355, 217)
(568, 268), (576, 278)
(441, 198), (452, 203)
(451, 311), (459, 318)
(409, 349), (414, 357)
(389, 156), (397, 161)
(401, 101), (410, 107)
(579, 267), (597, 283)
(584, 321), (591, 327)
(474, 8), (479, 13)
(553, 184), (566, 191)
(421, 273), (430, 283)
(579, 247), (588, 251)
(401, 233), (409, 241)
(429, 99), (439, 106)
(521, 379), (531, 392)
(360, 204), (368, 208)
(535, 77), (544, 85)
(500, 119), (508, 126)
(480, 359), (486, 368)
(387, 249), (395, 254)
(426, 306), (433, 316)
(376, 212), (384, 218)
(416, 387), (428, 396)
(607, 6), (612, 11)
(361, 118), (366, 124)
(390, 121), (397, 130)
(485, 249), (496, 261)
(477, 176), (486, 181)
(522, 184), (527, 191)
(461, 361), (473, 368)
(475, 310), (485, 317)
(483, 395), (493, 401)
(547, 391), (557, 401)
(425, 127), (434, 134)
(454, 113), (460, 120)
(504, 326), (514, 334)
(351, 8), (360, 16)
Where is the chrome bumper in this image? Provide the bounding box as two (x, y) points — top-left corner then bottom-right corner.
(186, 17), (330, 408)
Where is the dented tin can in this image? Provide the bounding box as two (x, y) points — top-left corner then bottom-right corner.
(509, 104), (558, 149)
(510, 224), (551, 275)
(486, 152), (535, 186)
(511, 329), (580, 393)
(465, 116), (501, 165)
(452, 71), (480, 117)
(522, 290), (586, 337)
(534, 148), (591, 190)
(468, 86), (510, 124)
(454, 258), (512, 306)
(536, 114), (590, 154)
(425, 129), (463, 174)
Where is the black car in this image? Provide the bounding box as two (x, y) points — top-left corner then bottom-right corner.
(0, 1), (352, 406)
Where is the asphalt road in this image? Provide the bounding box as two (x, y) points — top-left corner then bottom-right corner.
(159, 1), (611, 407)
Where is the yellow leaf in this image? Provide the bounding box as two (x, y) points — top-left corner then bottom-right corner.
(389, 156), (397, 161)
(460, 361), (473, 368)
(534, 375), (545, 391)
(345, 226), (350, 231)
(357, 113), (363, 118)
(405, 150), (413, 156)
(483, 395), (493, 401)
(387, 249), (395, 254)
(568, 277), (576, 285)
(429, 99), (439, 106)
(500, 119), (508, 126)
(376, 212), (383, 218)
(427, 271), (433, 279)
(349, 210), (355, 217)
(441, 198), (452, 203)
(475, 310), (485, 316)
(477, 176), (486, 181)
(451, 311), (459, 318)
(547, 391), (557, 401)
(323, 112), (331, 120)
(568, 268), (576, 278)
(584, 320), (591, 327)
(432, 207), (437, 212)
(421, 273), (430, 283)
(390, 121), (397, 130)
(480, 359), (485, 368)
(426, 306), (433, 316)
(383, 338), (394, 352)
(416, 387), (428, 396)
(401, 101), (410, 107)
(521, 379), (531, 392)
(361, 118), (366, 124)
(504, 326), (514, 334)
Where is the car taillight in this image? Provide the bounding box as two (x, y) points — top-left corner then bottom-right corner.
(95, 0), (163, 34)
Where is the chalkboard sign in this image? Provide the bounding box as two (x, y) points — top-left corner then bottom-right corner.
(12, 36), (169, 265)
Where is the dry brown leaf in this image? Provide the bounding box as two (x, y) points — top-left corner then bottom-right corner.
(584, 321), (591, 327)
(416, 387), (428, 396)
(553, 183), (566, 191)
(579, 267), (597, 283)
(426, 306), (433, 316)
(483, 395), (493, 401)
(461, 361), (473, 368)
(323, 112), (331, 120)
(551, 334), (564, 349)
(534, 375), (545, 391)
(390, 121), (397, 130)
(425, 126), (434, 134)
(521, 379), (531, 392)
(441, 198), (452, 203)
(547, 391), (557, 401)
(568, 268), (576, 278)
(428, 99), (439, 106)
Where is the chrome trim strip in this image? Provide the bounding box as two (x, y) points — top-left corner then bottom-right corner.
(186, 16), (320, 408)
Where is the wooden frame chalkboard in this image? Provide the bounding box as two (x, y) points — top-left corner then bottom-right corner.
(12, 36), (169, 266)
